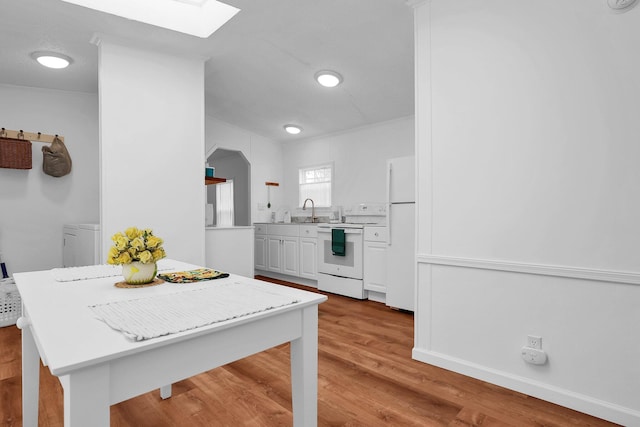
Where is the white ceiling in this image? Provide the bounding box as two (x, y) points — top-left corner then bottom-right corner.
(0, 0), (414, 141)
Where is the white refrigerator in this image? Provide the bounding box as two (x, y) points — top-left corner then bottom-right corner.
(386, 156), (415, 311)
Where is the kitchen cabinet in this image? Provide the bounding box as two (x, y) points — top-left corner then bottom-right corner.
(364, 226), (388, 293)
(254, 223), (319, 282)
(254, 224), (268, 271)
(266, 224), (299, 276)
(299, 225), (318, 280)
(63, 224), (101, 267)
(63, 226), (77, 268)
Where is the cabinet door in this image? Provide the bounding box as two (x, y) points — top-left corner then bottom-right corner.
(299, 238), (317, 280)
(267, 236), (282, 272)
(254, 235), (268, 271)
(282, 236), (299, 276)
(364, 242), (387, 293)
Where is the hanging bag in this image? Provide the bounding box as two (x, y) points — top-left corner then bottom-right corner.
(42, 136), (72, 177)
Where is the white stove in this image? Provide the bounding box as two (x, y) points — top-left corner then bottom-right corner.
(316, 204), (386, 299)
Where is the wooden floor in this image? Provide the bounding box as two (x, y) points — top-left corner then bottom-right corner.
(0, 276), (618, 427)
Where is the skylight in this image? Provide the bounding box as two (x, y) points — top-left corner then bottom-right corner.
(60, 0), (240, 38)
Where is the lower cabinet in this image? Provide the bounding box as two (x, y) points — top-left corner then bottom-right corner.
(254, 234), (268, 271)
(364, 226), (388, 293)
(267, 235), (299, 276)
(254, 224), (268, 271)
(255, 223), (317, 281)
(299, 225), (318, 280)
(265, 224), (301, 277)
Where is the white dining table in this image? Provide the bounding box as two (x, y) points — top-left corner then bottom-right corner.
(14, 259), (326, 427)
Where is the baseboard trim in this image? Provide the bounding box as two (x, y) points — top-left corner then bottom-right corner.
(416, 254), (640, 285)
(412, 348), (639, 426)
(253, 270), (318, 288)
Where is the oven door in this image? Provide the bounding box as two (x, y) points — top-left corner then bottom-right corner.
(317, 227), (363, 279)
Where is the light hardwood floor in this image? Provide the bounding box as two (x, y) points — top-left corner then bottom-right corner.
(0, 276), (618, 426)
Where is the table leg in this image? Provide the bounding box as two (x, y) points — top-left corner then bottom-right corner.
(160, 384), (172, 399)
(21, 325), (40, 427)
(63, 364), (110, 427)
(290, 305), (319, 427)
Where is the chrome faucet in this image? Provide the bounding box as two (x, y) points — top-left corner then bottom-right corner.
(302, 198), (317, 223)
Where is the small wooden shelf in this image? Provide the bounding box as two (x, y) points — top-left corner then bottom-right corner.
(205, 177), (227, 185)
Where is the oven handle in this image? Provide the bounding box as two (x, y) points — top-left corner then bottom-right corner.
(317, 228), (363, 235)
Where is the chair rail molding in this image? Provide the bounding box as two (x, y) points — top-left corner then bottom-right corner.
(416, 254), (640, 286)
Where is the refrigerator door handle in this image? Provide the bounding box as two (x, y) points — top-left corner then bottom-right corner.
(386, 162), (392, 246)
(387, 206), (392, 246)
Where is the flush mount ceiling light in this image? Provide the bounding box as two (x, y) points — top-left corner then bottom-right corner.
(284, 124), (302, 135)
(607, 0), (638, 11)
(31, 52), (73, 69)
(60, 0), (240, 38)
(315, 70), (343, 88)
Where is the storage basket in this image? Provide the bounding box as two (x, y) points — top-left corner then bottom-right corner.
(0, 137), (32, 169)
(0, 279), (21, 327)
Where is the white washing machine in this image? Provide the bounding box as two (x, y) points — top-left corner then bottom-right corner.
(63, 224), (100, 267)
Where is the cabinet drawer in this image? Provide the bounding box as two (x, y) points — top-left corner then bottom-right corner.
(364, 226), (387, 242)
(254, 224), (268, 235)
(267, 224), (299, 237)
(299, 225), (317, 238)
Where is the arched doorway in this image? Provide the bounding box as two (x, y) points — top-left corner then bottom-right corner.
(206, 149), (251, 226)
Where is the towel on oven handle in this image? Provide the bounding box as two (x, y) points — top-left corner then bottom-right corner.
(331, 228), (346, 256)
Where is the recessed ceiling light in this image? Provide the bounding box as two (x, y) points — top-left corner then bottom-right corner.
(284, 124), (302, 135)
(607, 0), (638, 10)
(31, 52), (73, 69)
(315, 70), (343, 88)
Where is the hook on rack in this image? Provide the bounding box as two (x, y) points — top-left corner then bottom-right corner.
(0, 128), (63, 143)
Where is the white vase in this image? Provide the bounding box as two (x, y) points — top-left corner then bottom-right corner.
(122, 261), (157, 285)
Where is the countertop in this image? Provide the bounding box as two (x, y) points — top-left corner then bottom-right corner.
(205, 226), (254, 230)
(253, 222), (323, 225)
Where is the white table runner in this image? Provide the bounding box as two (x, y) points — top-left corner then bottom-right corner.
(51, 260), (175, 282)
(52, 264), (121, 281)
(90, 281), (299, 341)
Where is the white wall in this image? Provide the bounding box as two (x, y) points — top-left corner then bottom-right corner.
(281, 117), (414, 211)
(205, 227), (253, 277)
(413, 1), (640, 425)
(0, 84), (98, 274)
(205, 115), (284, 224)
(97, 37), (206, 265)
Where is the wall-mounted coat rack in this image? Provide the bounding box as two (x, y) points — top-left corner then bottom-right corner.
(0, 128), (64, 143)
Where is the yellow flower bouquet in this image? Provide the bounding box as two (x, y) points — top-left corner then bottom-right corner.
(107, 227), (166, 265)
(107, 227), (166, 285)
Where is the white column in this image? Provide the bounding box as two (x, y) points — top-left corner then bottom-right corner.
(94, 35), (206, 265)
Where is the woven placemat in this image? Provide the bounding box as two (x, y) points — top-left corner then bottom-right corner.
(114, 278), (165, 289)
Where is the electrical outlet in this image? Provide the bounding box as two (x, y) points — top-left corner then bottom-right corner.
(521, 347), (547, 365)
(527, 335), (542, 350)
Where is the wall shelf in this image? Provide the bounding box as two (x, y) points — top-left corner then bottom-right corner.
(205, 177), (227, 185)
